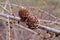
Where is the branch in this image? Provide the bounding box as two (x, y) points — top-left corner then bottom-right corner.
(0, 13), (20, 20)
(39, 24), (60, 34)
(0, 4), (9, 13)
(2, 0), (10, 40)
(56, 18), (60, 22)
(0, 2), (20, 7)
(8, 0), (13, 14)
(3, 0), (9, 9)
(0, 13), (60, 34)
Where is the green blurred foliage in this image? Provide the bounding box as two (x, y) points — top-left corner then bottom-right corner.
(0, 6), (2, 12)
(0, 0), (5, 2)
(49, 0), (56, 5)
(12, 6), (18, 10)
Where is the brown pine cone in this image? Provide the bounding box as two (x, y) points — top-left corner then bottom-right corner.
(18, 7), (29, 21)
(25, 14), (39, 29)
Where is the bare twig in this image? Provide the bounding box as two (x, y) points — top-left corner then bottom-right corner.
(7, 16), (10, 40)
(0, 13), (20, 20)
(2, 0), (10, 40)
(0, 2), (20, 7)
(56, 18), (60, 22)
(39, 19), (60, 24)
(3, 0), (9, 9)
(0, 0), (9, 13)
(39, 24), (60, 34)
(8, 0), (13, 14)
(0, 4), (9, 13)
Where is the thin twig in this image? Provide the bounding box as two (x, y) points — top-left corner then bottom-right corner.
(1, 0), (9, 13)
(8, 0), (13, 14)
(39, 19), (59, 24)
(7, 15), (10, 40)
(56, 18), (60, 22)
(38, 9), (57, 19)
(15, 24), (38, 34)
(0, 13), (20, 20)
(0, 4), (9, 13)
(39, 24), (60, 34)
(3, 0), (9, 9)
(1, 0), (10, 40)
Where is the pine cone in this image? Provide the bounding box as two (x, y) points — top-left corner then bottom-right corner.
(18, 7), (29, 21)
(25, 15), (39, 29)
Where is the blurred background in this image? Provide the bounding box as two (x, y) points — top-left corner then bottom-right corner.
(0, 0), (60, 40)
